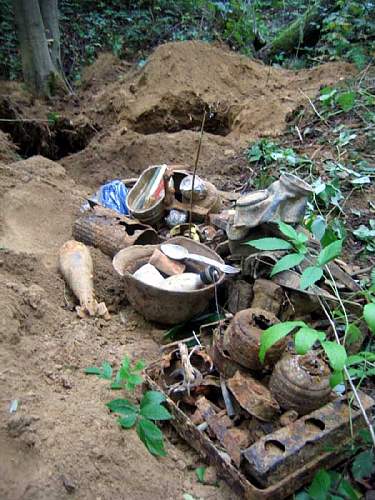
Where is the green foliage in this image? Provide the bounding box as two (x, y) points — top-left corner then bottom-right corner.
(297, 468), (362, 500)
(111, 356), (145, 391)
(353, 220), (375, 253)
(85, 356), (171, 457)
(363, 303), (375, 334)
(195, 466), (207, 483)
(259, 320), (348, 386)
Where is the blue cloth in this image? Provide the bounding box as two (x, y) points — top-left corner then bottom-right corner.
(92, 180), (129, 215)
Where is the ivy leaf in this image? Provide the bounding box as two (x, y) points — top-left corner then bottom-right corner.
(195, 466), (206, 483)
(352, 450), (375, 480)
(300, 266), (324, 290)
(245, 237), (293, 251)
(270, 253), (305, 277)
(106, 398), (138, 415)
(278, 221), (299, 241)
(363, 303), (375, 334)
(259, 321), (306, 363)
(140, 403), (172, 421)
(136, 418), (166, 457)
(140, 391), (166, 409)
(317, 240), (343, 266)
(308, 469), (331, 500)
(295, 327), (325, 355)
(117, 413), (138, 429)
(311, 216), (326, 241)
(321, 341), (347, 371)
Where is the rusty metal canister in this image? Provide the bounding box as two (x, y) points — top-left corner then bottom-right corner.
(223, 308), (286, 371)
(269, 353), (332, 415)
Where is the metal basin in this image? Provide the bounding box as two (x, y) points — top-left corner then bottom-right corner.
(113, 236), (225, 325)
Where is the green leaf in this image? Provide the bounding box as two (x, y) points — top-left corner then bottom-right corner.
(84, 367), (101, 375)
(337, 477), (361, 500)
(278, 221), (298, 241)
(300, 266), (324, 290)
(295, 327), (325, 355)
(134, 359), (146, 371)
(308, 469), (331, 500)
(270, 253), (305, 277)
(136, 418), (166, 457)
(195, 466), (206, 483)
(106, 398), (138, 415)
(345, 324), (362, 346)
(140, 391), (166, 409)
(352, 450), (375, 480)
(140, 403), (172, 421)
(363, 303), (375, 334)
(101, 361), (113, 380)
(259, 321), (306, 363)
(245, 237), (293, 251)
(127, 373), (144, 385)
(317, 240), (343, 266)
(336, 91), (356, 112)
(117, 413), (138, 429)
(311, 216), (326, 241)
(321, 341), (347, 371)
(330, 370), (344, 388)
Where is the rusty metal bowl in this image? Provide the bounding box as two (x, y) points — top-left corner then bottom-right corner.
(112, 236), (225, 325)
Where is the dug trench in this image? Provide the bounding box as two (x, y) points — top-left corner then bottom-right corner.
(0, 41), (363, 499)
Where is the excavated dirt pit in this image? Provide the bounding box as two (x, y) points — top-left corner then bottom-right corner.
(0, 41), (364, 500)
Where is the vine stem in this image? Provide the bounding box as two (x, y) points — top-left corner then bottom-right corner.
(317, 296), (375, 446)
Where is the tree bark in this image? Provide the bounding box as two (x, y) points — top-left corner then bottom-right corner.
(39, 0), (62, 71)
(259, 1), (334, 61)
(12, 0), (67, 97)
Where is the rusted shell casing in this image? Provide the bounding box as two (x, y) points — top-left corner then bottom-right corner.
(251, 279), (284, 316)
(73, 205), (159, 257)
(210, 329), (244, 379)
(269, 353), (331, 415)
(223, 308), (285, 371)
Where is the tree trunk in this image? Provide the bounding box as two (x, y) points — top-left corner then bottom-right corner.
(39, 0), (62, 70)
(259, 1), (334, 61)
(12, 0), (67, 97)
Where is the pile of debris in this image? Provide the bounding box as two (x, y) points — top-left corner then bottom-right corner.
(58, 163), (373, 499)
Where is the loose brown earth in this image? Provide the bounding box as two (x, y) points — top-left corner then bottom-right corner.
(0, 41), (368, 500)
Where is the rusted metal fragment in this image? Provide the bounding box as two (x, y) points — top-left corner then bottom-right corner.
(210, 329), (244, 379)
(73, 204), (159, 257)
(269, 354), (331, 415)
(227, 280), (254, 314)
(242, 392), (375, 487)
(222, 427), (252, 468)
(227, 371), (280, 422)
(251, 279), (284, 316)
(145, 374), (375, 499)
(279, 410), (299, 427)
(223, 308), (285, 371)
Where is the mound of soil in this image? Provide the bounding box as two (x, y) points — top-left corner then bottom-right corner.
(62, 41), (354, 186)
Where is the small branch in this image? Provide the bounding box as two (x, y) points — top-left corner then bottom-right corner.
(299, 89), (328, 125)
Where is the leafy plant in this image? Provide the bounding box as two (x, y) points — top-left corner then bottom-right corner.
(258, 319), (347, 386)
(353, 220), (375, 253)
(246, 220), (343, 290)
(107, 390), (172, 456)
(85, 356), (172, 457)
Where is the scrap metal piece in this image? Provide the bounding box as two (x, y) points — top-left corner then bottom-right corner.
(242, 392), (375, 487)
(210, 329), (244, 379)
(269, 354), (331, 415)
(227, 371), (280, 422)
(227, 280), (254, 314)
(251, 279), (284, 316)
